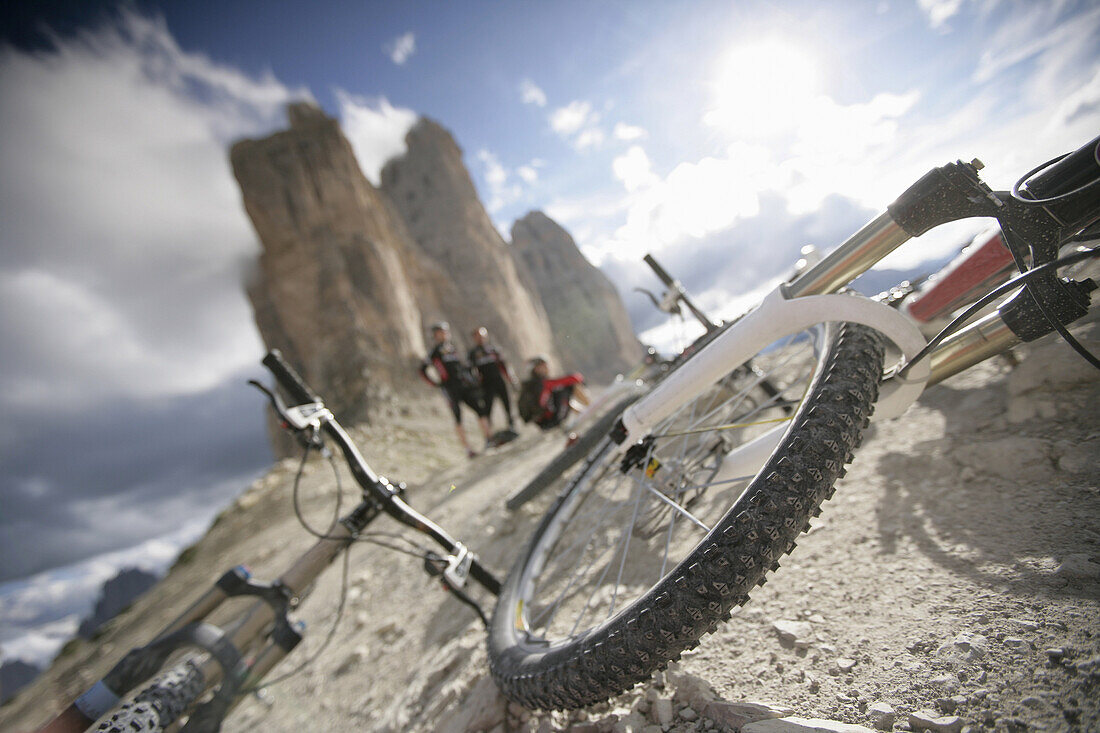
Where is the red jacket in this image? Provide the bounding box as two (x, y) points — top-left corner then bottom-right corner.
(538, 373), (583, 412)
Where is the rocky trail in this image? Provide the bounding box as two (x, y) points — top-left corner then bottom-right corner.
(4, 323), (1099, 733)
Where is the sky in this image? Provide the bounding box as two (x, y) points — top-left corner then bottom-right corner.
(1, 0), (1098, 668)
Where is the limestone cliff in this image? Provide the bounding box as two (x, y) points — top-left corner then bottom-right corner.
(230, 102), (430, 423)
(512, 212), (642, 381)
(231, 104), (640, 428)
(380, 119), (558, 369)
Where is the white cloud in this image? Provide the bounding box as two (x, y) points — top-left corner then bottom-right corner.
(476, 149), (523, 213)
(550, 100), (598, 135)
(0, 10), (303, 415)
(1050, 65), (1100, 131)
(612, 145), (658, 192)
(917, 0), (965, 29)
(478, 149), (509, 187)
(575, 127), (606, 149)
(0, 516), (208, 666)
(520, 78), (547, 107)
(517, 165), (539, 184)
(972, 1), (1100, 106)
(545, 191), (631, 232)
(385, 31), (416, 65)
(704, 38), (920, 214)
(0, 270), (200, 412)
(336, 91), (418, 185)
(587, 5), (1099, 354)
(474, 152), (546, 214)
(613, 122), (647, 141)
(593, 141), (780, 267)
(0, 9), (296, 620)
(550, 100), (605, 150)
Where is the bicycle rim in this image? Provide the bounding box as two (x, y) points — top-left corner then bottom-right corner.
(490, 322), (884, 709)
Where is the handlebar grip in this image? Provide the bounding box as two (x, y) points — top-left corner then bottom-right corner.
(262, 350), (321, 405)
(644, 253), (676, 287)
(1017, 133), (1100, 233)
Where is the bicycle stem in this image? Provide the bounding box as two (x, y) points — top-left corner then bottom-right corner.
(783, 148), (1096, 385)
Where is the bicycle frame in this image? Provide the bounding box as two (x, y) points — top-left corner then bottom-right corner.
(614, 137), (1100, 474)
(42, 351), (501, 733)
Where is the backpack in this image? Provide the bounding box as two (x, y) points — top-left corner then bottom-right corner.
(517, 378), (543, 423)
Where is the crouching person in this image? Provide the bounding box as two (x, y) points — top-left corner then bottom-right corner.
(517, 357), (590, 430)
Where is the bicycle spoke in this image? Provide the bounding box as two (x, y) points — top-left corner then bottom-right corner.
(643, 481), (711, 532)
(567, 482), (643, 637)
(604, 464), (651, 622)
(518, 326), (829, 646)
(659, 492), (679, 579)
(532, 480), (634, 630)
(676, 474), (755, 493)
(533, 515), (620, 632)
(650, 341), (809, 441)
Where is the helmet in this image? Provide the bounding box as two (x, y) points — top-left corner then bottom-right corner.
(430, 321), (450, 333)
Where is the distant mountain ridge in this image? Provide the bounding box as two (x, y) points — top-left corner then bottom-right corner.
(0, 566), (157, 706)
(0, 658), (41, 705)
(512, 211), (642, 382)
(78, 567), (158, 640)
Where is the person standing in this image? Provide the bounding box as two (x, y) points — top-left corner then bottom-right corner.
(468, 326), (516, 431)
(418, 322), (492, 458)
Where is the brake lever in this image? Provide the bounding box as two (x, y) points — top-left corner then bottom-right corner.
(248, 379), (292, 422)
(424, 549), (490, 629)
(248, 380), (330, 452)
(634, 287), (682, 316)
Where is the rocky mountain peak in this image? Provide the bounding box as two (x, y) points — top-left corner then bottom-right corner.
(230, 104), (428, 425)
(77, 567), (158, 640)
(381, 116), (558, 370)
(287, 100), (329, 129)
(512, 211), (642, 382)
(230, 105), (641, 433)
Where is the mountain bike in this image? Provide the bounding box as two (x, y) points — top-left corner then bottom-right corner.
(504, 253), (786, 511)
(487, 135), (1100, 710)
(36, 136), (1099, 729)
(39, 352), (503, 733)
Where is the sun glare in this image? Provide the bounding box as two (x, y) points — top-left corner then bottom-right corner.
(706, 39), (820, 139)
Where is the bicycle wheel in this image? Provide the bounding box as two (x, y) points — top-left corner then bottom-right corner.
(506, 394), (643, 511)
(489, 322), (884, 710)
(95, 658), (205, 731)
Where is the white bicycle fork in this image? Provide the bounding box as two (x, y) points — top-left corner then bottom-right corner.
(616, 285), (931, 481)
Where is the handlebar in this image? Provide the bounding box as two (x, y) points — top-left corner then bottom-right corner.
(643, 253), (719, 332)
(643, 253), (676, 287)
(1015, 133), (1100, 234)
(262, 349), (321, 405)
(257, 350), (502, 596)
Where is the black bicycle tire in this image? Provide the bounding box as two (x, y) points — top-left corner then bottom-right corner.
(489, 322), (884, 710)
(95, 658), (205, 732)
(506, 394), (644, 511)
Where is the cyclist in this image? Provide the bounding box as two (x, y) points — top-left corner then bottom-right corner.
(468, 326), (516, 431)
(419, 322), (492, 458)
(517, 357), (590, 431)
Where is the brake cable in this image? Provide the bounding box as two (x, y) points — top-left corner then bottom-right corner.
(898, 246), (1099, 378)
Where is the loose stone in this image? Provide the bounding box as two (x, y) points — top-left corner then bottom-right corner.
(773, 620), (815, 648)
(908, 710), (964, 733)
(867, 702), (896, 731)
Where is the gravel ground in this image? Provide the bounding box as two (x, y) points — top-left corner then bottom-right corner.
(5, 323), (1098, 733)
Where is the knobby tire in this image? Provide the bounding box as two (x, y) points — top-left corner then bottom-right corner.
(489, 323), (885, 709)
